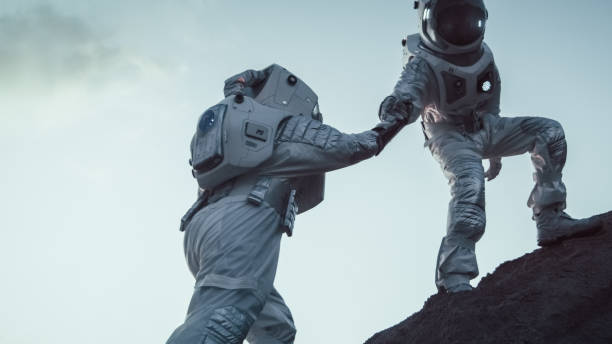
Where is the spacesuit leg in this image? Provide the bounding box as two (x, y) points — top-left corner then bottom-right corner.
(481, 114), (567, 211)
(483, 114), (601, 245)
(167, 199), (284, 344)
(246, 287), (296, 344)
(425, 123), (486, 292)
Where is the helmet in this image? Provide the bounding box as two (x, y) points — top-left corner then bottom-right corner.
(415, 0), (488, 54)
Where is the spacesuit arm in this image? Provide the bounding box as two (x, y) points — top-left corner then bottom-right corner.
(387, 55), (435, 123)
(256, 116), (380, 177)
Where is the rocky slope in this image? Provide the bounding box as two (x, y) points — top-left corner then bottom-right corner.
(366, 211), (612, 344)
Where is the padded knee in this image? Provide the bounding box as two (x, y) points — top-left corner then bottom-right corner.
(546, 136), (567, 169)
(247, 327), (296, 344)
(524, 118), (567, 169)
(541, 119), (565, 142)
(447, 159), (486, 240)
(450, 201), (486, 241)
(540, 119), (566, 167)
(203, 306), (255, 344)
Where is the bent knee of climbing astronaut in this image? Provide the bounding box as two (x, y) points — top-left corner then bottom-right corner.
(536, 118), (567, 167)
(523, 117), (564, 142)
(547, 120), (567, 166)
(526, 117), (564, 144)
(545, 118), (564, 138)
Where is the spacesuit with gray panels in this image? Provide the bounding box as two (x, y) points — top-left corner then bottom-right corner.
(384, 0), (602, 293)
(166, 64), (410, 344)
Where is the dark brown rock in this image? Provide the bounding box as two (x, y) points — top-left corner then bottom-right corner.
(366, 211), (612, 344)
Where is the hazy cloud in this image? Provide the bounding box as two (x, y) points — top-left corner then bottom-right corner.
(0, 5), (165, 91)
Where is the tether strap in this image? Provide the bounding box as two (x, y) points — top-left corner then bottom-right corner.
(247, 176), (272, 206)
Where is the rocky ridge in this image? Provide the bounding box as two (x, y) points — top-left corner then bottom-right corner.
(366, 211), (612, 344)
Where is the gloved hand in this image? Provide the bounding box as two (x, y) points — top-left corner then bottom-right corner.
(223, 68), (268, 97)
(378, 95), (413, 122)
(485, 157), (502, 181)
(373, 95), (413, 155)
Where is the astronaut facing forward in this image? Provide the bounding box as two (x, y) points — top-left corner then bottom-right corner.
(167, 64), (409, 343)
(382, 0), (602, 293)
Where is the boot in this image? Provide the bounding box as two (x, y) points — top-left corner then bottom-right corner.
(445, 283), (474, 293)
(535, 205), (602, 246)
(437, 274), (474, 294)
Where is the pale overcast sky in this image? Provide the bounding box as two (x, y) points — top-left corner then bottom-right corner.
(1, 1), (611, 343)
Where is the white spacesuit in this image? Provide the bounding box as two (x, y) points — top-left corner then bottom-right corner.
(166, 64), (410, 343)
(384, 0), (602, 293)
